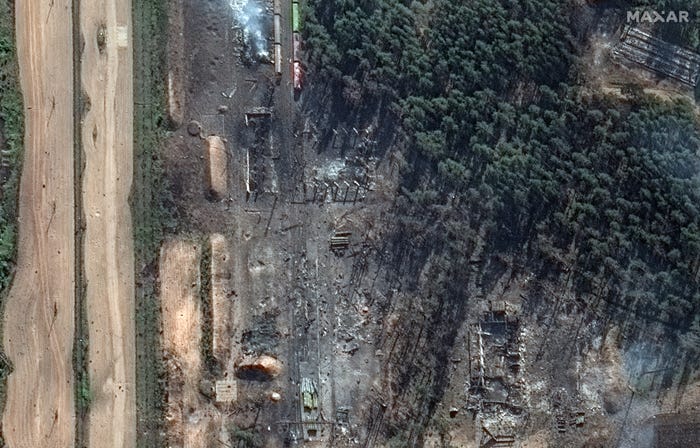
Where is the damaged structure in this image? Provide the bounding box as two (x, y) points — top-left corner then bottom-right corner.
(612, 26), (700, 87)
(468, 303), (524, 415)
(480, 426), (515, 447)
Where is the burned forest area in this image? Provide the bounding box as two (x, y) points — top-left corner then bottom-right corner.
(144, 0), (700, 447)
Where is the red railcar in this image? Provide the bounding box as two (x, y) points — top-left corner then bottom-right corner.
(293, 60), (303, 90)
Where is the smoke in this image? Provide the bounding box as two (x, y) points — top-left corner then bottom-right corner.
(229, 0), (269, 61)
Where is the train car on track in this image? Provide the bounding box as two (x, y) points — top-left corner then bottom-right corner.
(293, 61), (303, 91)
(293, 32), (301, 63)
(292, 0), (300, 33)
(273, 0), (282, 75)
(291, 0), (303, 91)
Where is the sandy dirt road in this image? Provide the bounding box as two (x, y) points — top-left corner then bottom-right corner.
(1, 0), (76, 446)
(3, 0), (136, 445)
(80, 0), (136, 446)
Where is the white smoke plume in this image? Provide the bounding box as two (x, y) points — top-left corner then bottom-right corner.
(229, 0), (269, 61)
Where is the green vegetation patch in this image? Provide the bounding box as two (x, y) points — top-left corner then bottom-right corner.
(0, 0), (23, 440)
(0, 0), (23, 292)
(132, 0), (174, 446)
(198, 237), (219, 375)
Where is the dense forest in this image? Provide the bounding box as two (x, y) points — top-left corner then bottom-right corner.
(303, 0), (700, 356)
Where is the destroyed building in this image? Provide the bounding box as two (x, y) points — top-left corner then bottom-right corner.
(612, 26), (700, 87)
(468, 303), (524, 414)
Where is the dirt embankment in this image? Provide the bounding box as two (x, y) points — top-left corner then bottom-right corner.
(205, 136), (228, 200)
(80, 0), (136, 446)
(2, 0), (76, 445)
(166, 0), (185, 127)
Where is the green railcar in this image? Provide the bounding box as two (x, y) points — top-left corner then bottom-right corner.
(292, 1), (300, 32)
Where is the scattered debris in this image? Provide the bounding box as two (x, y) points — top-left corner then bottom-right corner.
(330, 231), (351, 252)
(245, 148), (251, 196)
(221, 86), (237, 99)
(336, 407), (349, 424)
(244, 106), (272, 126)
(468, 303), (524, 416)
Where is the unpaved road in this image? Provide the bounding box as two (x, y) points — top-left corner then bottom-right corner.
(80, 0), (136, 446)
(2, 0), (76, 446)
(3, 0), (136, 446)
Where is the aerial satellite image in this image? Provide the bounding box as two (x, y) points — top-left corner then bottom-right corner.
(0, 0), (698, 447)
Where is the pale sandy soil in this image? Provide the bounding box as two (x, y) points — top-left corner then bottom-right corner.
(160, 240), (211, 448)
(1, 0), (76, 446)
(205, 136), (228, 200)
(80, 0), (136, 446)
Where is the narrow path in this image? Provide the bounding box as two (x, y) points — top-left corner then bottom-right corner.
(2, 0), (76, 446)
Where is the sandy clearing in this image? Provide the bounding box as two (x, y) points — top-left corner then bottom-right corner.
(80, 0), (136, 445)
(1, 0), (76, 446)
(161, 240), (208, 448)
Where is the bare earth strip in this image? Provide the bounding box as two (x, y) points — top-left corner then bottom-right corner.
(1, 0), (76, 446)
(80, 0), (136, 446)
(160, 240), (211, 448)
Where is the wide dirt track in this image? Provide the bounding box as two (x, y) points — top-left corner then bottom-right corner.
(2, 0), (136, 445)
(80, 0), (136, 446)
(2, 0), (76, 446)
